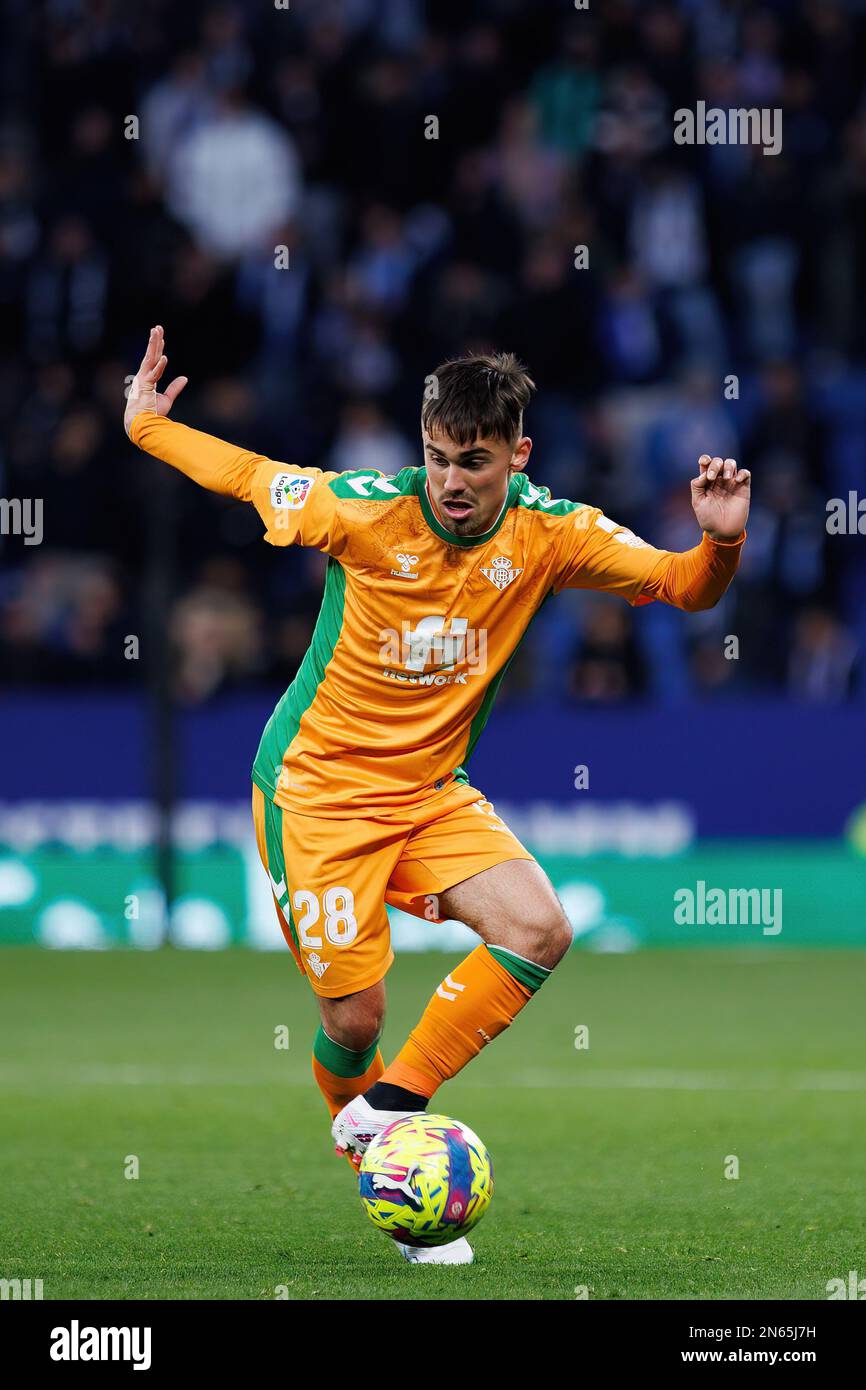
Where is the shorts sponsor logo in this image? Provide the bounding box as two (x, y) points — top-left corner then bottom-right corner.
(269, 472), (312, 510)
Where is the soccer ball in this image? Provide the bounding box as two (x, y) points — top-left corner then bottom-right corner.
(359, 1113), (494, 1247)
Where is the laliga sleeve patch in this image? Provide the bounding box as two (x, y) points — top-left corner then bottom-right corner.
(270, 472), (313, 510)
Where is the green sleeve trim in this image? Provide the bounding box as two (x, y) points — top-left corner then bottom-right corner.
(515, 479), (586, 516)
(487, 944), (552, 994)
(313, 1024), (380, 1078)
(327, 467), (418, 500)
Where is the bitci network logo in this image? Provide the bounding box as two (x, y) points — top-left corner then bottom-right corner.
(379, 614), (487, 684)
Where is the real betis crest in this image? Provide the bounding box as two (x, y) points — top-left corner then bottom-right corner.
(480, 556), (523, 592)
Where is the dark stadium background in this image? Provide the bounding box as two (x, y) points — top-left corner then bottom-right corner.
(2, 0), (866, 694)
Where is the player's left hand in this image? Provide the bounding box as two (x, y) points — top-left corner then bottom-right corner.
(124, 325), (188, 436)
(690, 455), (751, 541)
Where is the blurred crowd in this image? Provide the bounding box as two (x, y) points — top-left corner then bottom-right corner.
(1, 0), (865, 704)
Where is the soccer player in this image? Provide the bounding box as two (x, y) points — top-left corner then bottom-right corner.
(126, 326), (750, 1264)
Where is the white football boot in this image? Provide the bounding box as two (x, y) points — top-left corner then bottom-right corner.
(394, 1237), (474, 1265)
(331, 1093), (421, 1166)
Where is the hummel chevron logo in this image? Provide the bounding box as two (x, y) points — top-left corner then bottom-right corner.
(345, 473), (400, 497)
(437, 974), (466, 1001)
(268, 870), (287, 900)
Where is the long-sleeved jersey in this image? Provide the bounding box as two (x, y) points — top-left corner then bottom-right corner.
(130, 412), (744, 817)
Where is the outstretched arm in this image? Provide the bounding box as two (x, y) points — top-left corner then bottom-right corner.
(634, 527), (744, 612)
(124, 325), (267, 500)
(639, 453), (750, 609)
(125, 326), (349, 556)
(554, 455), (750, 611)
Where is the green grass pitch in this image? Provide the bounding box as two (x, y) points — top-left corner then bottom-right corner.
(1, 946), (864, 1300)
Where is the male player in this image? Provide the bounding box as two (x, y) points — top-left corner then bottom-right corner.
(126, 326), (750, 1263)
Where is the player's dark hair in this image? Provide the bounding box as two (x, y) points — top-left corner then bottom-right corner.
(421, 352), (536, 447)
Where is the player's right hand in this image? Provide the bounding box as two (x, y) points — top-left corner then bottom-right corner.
(124, 325), (188, 436)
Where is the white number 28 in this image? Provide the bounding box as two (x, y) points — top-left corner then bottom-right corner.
(292, 888), (358, 947)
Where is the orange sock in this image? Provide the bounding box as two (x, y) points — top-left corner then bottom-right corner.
(379, 944), (551, 1100)
(311, 1025), (384, 1119)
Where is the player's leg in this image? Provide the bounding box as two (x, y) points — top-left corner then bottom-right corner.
(372, 856), (570, 1105)
(328, 791), (547, 1267)
(323, 975), (432, 1162)
(312, 981), (386, 1121)
(343, 790), (571, 1116)
(252, 786), (399, 1126)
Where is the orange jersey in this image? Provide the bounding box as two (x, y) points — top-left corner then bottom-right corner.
(130, 413), (744, 817)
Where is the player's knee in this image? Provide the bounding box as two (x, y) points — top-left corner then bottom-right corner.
(319, 984), (385, 1053)
(322, 1011), (383, 1053)
(333, 1019), (382, 1052)
(513, 905), (572, 971)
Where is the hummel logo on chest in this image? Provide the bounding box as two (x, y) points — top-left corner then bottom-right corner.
(480, 556), (523, 591)
(391, 552), (420, 579)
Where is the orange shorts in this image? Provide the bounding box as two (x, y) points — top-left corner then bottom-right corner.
(251, 781), (534, 997)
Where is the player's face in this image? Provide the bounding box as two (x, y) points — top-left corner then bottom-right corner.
(422, 430), (532, 537)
